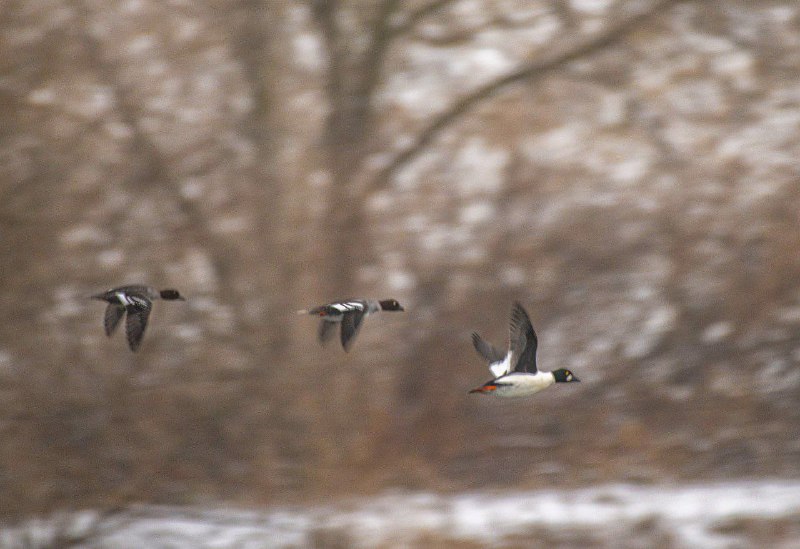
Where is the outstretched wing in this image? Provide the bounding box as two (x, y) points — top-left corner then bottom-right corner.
(471, 332), (505, 363)
(471, 332), (510, 376)
(125, 305), (151, 352)
(103, 304), (126, 336)
(318, 319), (337, 344)
(509, 302), (538, 373)
(340, 310), (366, 351)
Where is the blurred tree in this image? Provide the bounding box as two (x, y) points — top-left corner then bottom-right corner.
(2, 0), (800, 519)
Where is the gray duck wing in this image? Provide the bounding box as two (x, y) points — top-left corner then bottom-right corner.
(471, 332), (505, 363)
(340, 310), (366, 352)
(318, 319), (337, 344)
(103, 303), (126, 336)
(125, 304), (151, 352)
(509, 302), (538, 373)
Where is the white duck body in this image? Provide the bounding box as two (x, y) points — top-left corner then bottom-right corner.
(490, 371), (555, 398)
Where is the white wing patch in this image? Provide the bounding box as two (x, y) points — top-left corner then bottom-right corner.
(115, 291), (132, 306)
(489, 354), (512, 378)
(332, 301), (365, 313)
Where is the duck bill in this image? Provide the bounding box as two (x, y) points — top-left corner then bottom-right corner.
(469, 384), (497, 394)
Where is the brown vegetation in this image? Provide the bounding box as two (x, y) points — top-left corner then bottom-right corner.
(1, 0), (799, 520)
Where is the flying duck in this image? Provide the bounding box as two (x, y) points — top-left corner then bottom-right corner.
(297, 298), (404, 351)
(469, 301), (579, 397)
(91, 285), (185, 351)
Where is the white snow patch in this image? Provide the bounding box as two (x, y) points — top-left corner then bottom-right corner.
(453, 138), (509, 195)
(78, 86), (114, 117)
(180, 177), (205, 200)
(523, 123), (586, 164)
(123, 0), (144, 13)
(8, 482), (800, 549)
(367, 190), (393, 213)
(387, 270), (415, 291)
(702, 321), (734, 343)
(665, 79), (727, 116)
(623, 304), (677, 359)
(51, 287), (82, 318)
(308, 170), (330, 188)
(570, 0), (613, 15)
(756, 359), (793, 393)
(401, 214), (428, 233)
(175, 324), (203, 343)
(180, 248), (218, 291)
(499, 266), (526, 287)
(105, 121), (133, 140)
(711, 50), (755, 89)
(146, 60), (168, 77)
(176, 18), (202, 42)
(776, 306), (800, 324)
(466, 47), (514, 75)
(597, 93), (627, 126)
(61, 225), (108, 247)
(768, 5), (796, 23)
(213, 216), (250, 234)
(96, 249), (124, 268)
(127, 34), (155, 55)
(459, 201), (494, 225)
(28, 88), (56, 106)
(177, 106), (203, 124)
(610, 151), (650, 184)
(293, 32), (324, 71)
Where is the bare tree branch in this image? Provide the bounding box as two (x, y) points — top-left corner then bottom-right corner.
(389, 0), (458, 37)
(71, 0), (255, 354)
(311, 0), (351, 149)
(357, 0), (402, 135)
(372, 0), (680, 188)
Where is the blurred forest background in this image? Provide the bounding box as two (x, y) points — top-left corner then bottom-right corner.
(1, 0), (800, 522)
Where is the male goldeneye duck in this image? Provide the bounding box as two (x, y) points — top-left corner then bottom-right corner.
(469, 301), (579, 397)
(91, 285), (186, 352)
(297, 298), (404, 351)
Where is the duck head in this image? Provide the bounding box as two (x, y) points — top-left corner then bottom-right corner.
(159, 289), (186, 301)
(379, 299), (404, 312)
(552, 368), (579, 383)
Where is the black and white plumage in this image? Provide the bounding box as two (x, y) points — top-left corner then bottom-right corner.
(297, 298), (404, 351)
(470, 302), (579, 397)
(91, 285), (185, 352)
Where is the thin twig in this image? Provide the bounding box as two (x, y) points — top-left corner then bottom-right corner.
(372, 0), (679, 189)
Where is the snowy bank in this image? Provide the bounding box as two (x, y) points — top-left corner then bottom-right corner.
(3, 481), (800, 548)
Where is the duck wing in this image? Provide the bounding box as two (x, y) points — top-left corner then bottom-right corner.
(103, 304), (126, 336)
(340, 309), (366, 352)
(317, 319), (337, 344)
(471, 332), (510, 376)
(508, 302), (538, 373)
(125, 302), (152, 352)
(471, 332), (505, 363)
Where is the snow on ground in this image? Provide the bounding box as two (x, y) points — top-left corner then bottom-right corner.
(3, 480), (800, 548)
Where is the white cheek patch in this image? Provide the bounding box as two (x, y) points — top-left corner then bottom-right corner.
(567, 373), (573, 381)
